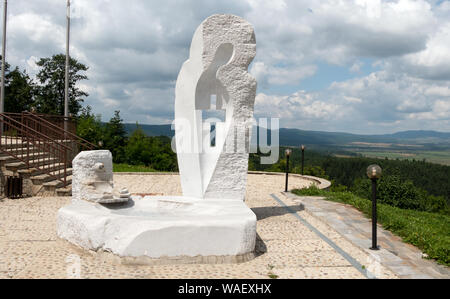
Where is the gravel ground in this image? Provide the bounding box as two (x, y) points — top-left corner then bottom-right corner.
(0, 173), (397, 279)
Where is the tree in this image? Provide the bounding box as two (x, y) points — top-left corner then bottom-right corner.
(0, 57), (34, 113)
(103, 111), (127, 163)
(5, 67), (35, 113)
(124, 124), (178, 171)
(34, 54), (88, 116)
(77, 105), (104, 145)
(125, 125), (152, 166)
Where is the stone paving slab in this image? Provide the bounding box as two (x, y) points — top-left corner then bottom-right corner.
(285, 193), (450, 279)
(0, 174), (398, 279)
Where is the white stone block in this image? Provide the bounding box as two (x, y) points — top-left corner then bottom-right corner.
(58, 197), (256, 258)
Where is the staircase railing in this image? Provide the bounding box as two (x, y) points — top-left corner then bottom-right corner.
(0, 113), (71, 187)
(21, 112), (96, 153)
(2, 112), (78, 135)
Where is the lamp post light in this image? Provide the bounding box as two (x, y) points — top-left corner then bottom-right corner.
(301, 145), (305, 175)
(285, 149), (292, 192)
(367, 164), (382, 251)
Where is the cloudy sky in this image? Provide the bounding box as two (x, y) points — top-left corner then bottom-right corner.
(4, 0), (450, 134)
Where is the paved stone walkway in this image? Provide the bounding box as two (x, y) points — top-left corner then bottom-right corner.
(285, 193), (450, 279)
(0, 173), (399, 279)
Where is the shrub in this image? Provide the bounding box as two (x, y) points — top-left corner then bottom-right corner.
(352, 175), (448, 214)
(424, 195), (449, 215)
(113, 164), (157, 173)
(124, 128), (177, 172)
(77, 106), (103, 145)
(294, 185), (324, 196)
(330, 182), (348, 193)
(292, 165), (329, 180)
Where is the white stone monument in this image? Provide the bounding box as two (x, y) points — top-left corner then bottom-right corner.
(57, 14), (257, 262)
(175, 14), (257, 201)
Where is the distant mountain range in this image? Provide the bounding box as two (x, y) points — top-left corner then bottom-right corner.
(278, 129), (450, 146)
(124, 123), (174, 138)
(384, 130), (450, 140)
(123, 123), (450, 147)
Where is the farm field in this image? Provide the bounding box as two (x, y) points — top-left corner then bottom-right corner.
(356, 150), (450, 166)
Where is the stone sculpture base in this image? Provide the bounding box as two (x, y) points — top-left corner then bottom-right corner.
(57, 196), (257, 261)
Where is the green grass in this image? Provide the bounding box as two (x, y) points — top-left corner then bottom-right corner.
(113, 163), (158, 173)
(268, 273), (279, 279)
(292, 187), (450, 266)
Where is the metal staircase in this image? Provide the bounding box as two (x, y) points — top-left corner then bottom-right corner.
(0, 112), (96, 197)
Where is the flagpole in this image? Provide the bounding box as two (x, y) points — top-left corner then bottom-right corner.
(64, 0), (70, 132)
(1, 0), (7, 115)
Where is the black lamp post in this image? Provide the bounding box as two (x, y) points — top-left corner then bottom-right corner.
(367, 164), (382, 251)
(285, 149), (292, 192)
(301, 145), (305, 175)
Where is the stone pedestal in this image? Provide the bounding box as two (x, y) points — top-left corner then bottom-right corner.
(58, 196), (256, 259)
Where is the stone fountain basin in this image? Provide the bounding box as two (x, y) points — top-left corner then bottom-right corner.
(57, 196), (257, 259)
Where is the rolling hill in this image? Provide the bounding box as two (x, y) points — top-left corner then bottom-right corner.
(122, 124), (450, 165)
(124, 124), (450, 146)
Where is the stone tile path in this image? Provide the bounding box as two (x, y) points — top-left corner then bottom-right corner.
(284, 193), (450, 279)
(0, 173), (399, 279)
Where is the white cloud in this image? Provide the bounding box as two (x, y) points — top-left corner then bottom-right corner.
(254, 91), (349, 130)
(425, 86), (450, 97)
(409, 100), (450, 121)
(344, 96), (363, 103)
(251, 62), (317, 87)
(393, 22), (450, 80)
(100, 98), (120, 108)
(253, 66), (450, 133)
(350, 61), (364, 73)
(1, 0), (449, 134)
